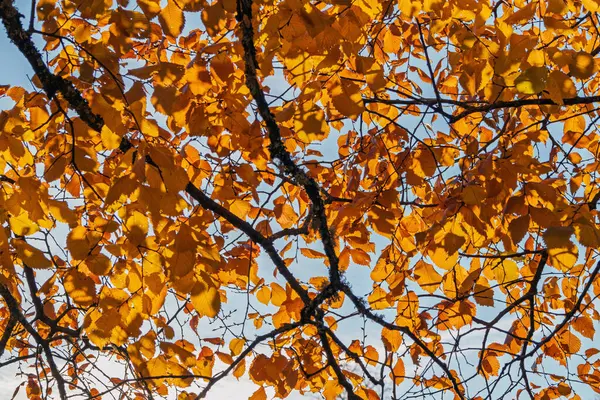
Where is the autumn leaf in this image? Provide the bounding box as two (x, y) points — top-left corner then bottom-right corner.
(569, 52), (596, 79)
(414, 260), (442, 294)
(158, 0), (185, 37)
(14, 240), (52, 269)
(515, 67), (548, 94)
(543, 226), (578, 271)
(64, 269), (97, 307)
(330, 77), (364, 119)
(190, 272), (221, 318)
(493, 259), (519, 285)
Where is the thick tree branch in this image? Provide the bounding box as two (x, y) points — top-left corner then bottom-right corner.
(0, 314), (17, 358)
(0, 0), (103, 131)
(236, 0), (343, 293)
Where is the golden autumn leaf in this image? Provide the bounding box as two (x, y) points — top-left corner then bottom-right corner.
(249, 387), (267, 400)
(391, 359), (405, 383)
(569, 52), (596, 79)
(543, 226), (578, 271)
(515, 67), (548, 94)
(229, 338), (245, 356)
(158, 0), (185, 37)
(381, 327), (402, 352)
(546, 70), (576, 105)
(481, 355), (500, 378)
(190, 273), (221, 318)
(13, 240), (51, 269)
(413, 260), (442, 294)
(67, 226), (93, 260)
(64, 269), (97, 307)
(461, 185), (486, 205)
(9, 212), (39, 236)
(573, 316), (595, 339)
(494, 259), (519, 285)
(330, 77), (364, 119)
(559, 330), (582, 354)
(137, 0), (161, 18)
(125, 210), (148, 246)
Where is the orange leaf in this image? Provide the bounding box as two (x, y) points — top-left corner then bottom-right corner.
(158, 0), (184, 37)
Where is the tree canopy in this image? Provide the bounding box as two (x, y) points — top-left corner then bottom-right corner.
(1, 0), (600, 398)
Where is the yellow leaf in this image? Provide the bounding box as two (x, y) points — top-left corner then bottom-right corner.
(233, 358), (246, 379)
(125, 211), (148, 246)
(64, 269), (97, 307)
(546, 70), (576, 105)
(47, 200), (78, 227)
(14, 240), (52, 269)
(481, 355), (500, 378)
(9, 212), (39, 236)
(569, 51), (596, 79)
(300, 248), (327, 260)
(544, 226), (578, 271)
(527, 49), (545, 67)
(256, 286), (271, 305)
(515, 67), (548, 94)
(474, 283), (494, 306)
(201, 2), (227, 37)
(44, 155), (68, 182)
(557, 382), (572, 396)
(323, 380), (343, 400)
(190, 273), (221, 318)
(548, 246), (578, 272)
(294, 104), (329, 142)
(158, 0), (184, 37)
(543, 226), (574, 248)
(414, 260), (442, 294)
(560, 330), (581, 354)
(368, 287), (391, 309)
(504, 2), (536, 24)
(508, 215), (530, 245)
(0, 228), (13, 271)
(216, 351), (234, 365)
(572, 316), (595, 339)
(275, 203), (297, 230)
(574, 219), (600, 247)
(137, 0), (161, 19)
(493, 259), (518, 284)
(101, 125), (121, 150)
(229, 338), (245, 356)
(85, 254), (112, 276)
(330, 78), (364, 119)
(430, 246), (459, 270)
(230, 199), (251, 219)
(67, 226), (93, 260)
(547, 0), (566, 13)
(381, 327), (402, 352)
(412, 148), (437, 178)
(350, 248), (371, 266)
(211, 53), (235, 84)
(185, 61), (212, 96)
(270, 283), (287, 306)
